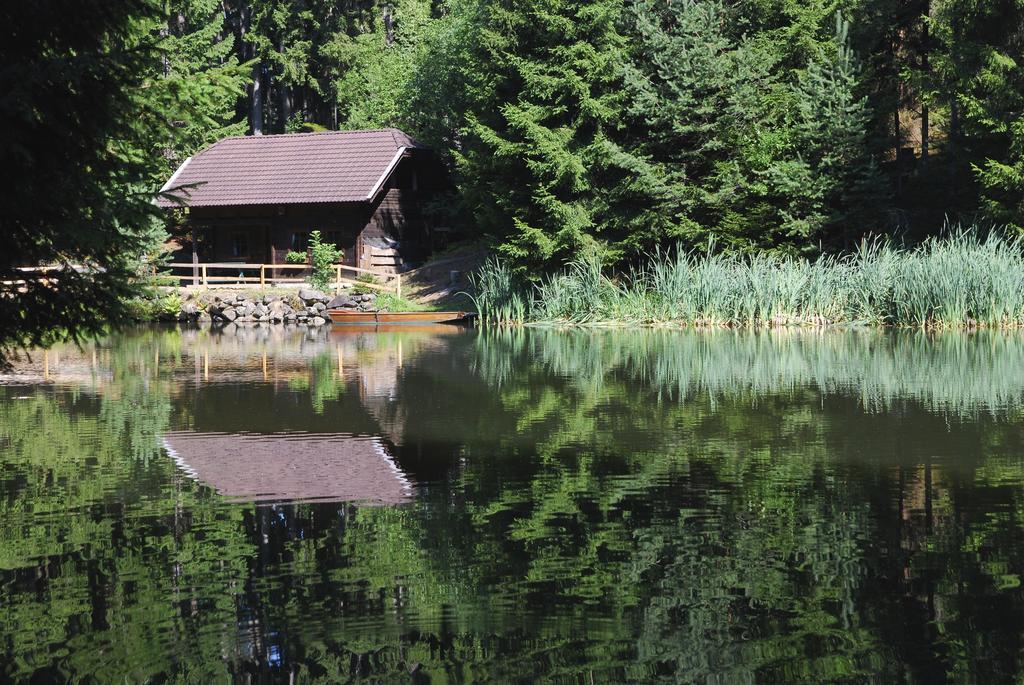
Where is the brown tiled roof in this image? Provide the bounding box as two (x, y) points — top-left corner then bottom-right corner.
(157, 128), (425, 208)
(162, 431), (412, 505)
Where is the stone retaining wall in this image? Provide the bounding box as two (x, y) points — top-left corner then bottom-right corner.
(160, 288), (382, 326)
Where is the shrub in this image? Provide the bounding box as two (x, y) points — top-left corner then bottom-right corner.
(375, 293), (424, 312)
(285, 251), (307, 264)
(352, 273), (381, 295)
(308, 230), (342, 291)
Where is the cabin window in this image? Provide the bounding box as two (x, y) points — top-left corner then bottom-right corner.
(291, 231), (308, 251)
(326, 231), (344, 256)
(231, 231), (248, 258)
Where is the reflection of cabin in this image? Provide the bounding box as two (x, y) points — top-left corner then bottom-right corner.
(157, 129), (447, 274)
(162, 431), (411, 504)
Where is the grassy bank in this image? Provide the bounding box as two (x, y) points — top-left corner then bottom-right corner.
(471, 232), (1024, 329)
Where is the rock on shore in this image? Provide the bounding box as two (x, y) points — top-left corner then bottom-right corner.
(169, 289), (379, 326)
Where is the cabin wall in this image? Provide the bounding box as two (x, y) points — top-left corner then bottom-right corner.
(188, 203), (370, 268)
(358, 156), (437, 269)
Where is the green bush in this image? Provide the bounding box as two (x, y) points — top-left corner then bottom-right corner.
(374, 293), (424, 312)
(352, 273), (381, 295)
(123, 291), (180, 321)
(284, 251), (307, 264)
(308, 230), (342, 291)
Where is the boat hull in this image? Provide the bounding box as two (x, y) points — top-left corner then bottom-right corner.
(328, 310), (474, 326)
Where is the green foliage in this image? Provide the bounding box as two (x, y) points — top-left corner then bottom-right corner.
(931, 0), (1024, 231)
(284, 250), (307, 264)
(476, 229), (1024, 328)
(454, 0), (629, 268)
(351, 272), (381, 295)
(122, 290), (184, 321)
(607, 3), (887, 255)
(307, 229), (341, 291)
(768, 15), (889, 245)
(152, 0), (250, 168)
(0, 0), (171, 366)
(468, 257), (529, 324)
(609, 0), (780, 252)
(325, 0), (434, 129)
(374, 292), (424, 312)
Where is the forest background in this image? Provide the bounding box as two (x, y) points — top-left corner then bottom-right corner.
(2, 0), (1024, 354)
(142, 0), (1024, 266)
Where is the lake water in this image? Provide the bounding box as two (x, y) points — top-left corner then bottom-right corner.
(3, 325), (1024, 682)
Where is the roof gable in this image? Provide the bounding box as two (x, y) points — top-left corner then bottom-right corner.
(157, 128), (425, 208)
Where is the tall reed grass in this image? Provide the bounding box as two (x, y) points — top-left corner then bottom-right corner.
(472, 232), (1024, 328)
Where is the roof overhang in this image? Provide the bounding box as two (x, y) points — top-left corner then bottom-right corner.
(156, 156), (194, 207)
(365, 147), (407, 203)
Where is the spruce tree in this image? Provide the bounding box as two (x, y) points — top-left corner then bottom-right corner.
(768, 15), (888, 247)
(455, 0), (628, 268)
(327, 0), (433, 129)
(0, 0), (171, 364)
(158, 0), (249, 163)
(933, 0), (1024, 230)
(607, 0), (781, 253)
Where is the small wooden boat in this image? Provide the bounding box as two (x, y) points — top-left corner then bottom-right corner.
(328, 309), (475, 326)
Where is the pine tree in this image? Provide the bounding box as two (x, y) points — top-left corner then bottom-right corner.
(0, 0), (171, 364)
(605, 0), (781, 254)
(455, 0), (628, 268)
(157, 0), (249, 163)
(245, 0), (317, 132)
(933, 0), (1024, 230)
(769, 14), (888, 247)
(326, 0), (433, 129)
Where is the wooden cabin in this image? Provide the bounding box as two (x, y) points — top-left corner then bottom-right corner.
(157, 128), (447, 276)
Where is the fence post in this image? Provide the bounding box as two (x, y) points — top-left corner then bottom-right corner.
(202, 264), (208, 287)
(259, 265), (265, 288)
(336, 264), (342, 292)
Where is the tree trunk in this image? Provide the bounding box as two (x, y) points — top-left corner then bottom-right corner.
(383, 4), (395, 46)
(191, 226), (199, 287)
(949, 98), (959, 180)
(252, 62), (264, 135)
(280, 85), (291, 130)
(921, 102), (929, 162)
(241, 3), (262, 136)
(278, 37), (290, 130)
(921, 7), (930, 163)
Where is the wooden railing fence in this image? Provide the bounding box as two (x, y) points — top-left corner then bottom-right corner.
(2, 265), (86, 288)
(162, 262), (401, 296)
(6, 261), (404, 297)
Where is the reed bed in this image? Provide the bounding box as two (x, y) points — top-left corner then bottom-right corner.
(471, 232), (1024, 329)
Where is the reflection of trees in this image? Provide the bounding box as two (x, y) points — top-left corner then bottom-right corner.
(418, 328), (1024, 681)
(5, 326), (1024, 680)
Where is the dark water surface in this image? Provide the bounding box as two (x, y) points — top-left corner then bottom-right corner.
(3, 325), (1024, 683)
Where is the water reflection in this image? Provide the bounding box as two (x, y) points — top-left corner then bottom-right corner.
(2, 325), (1024, 682)
(164, 432), (411, 504)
